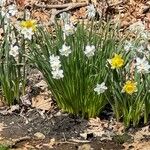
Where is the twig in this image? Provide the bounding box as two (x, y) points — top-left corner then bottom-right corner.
(68, 138), (90, 143)
(34, 3), (88, 9)
(13, 136), (31, 145)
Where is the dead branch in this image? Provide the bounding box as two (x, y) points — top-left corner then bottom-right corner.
(34, 3), (88, 10)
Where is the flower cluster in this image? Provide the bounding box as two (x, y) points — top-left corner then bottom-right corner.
(49, 55), (64, 79)
(124, 40), (134, 52)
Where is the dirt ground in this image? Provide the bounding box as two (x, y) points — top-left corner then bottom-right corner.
(0, 109), (124, 150)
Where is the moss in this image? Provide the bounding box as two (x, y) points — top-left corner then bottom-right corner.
(0, 144), (9, 150)
(113, 133), (133, 144)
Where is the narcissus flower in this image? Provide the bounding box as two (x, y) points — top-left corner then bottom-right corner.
(94, 82), (107, 95)
(63, 23), (76, 36)
(21, 20), (36, 31)
(135, 57), (150, 74)
(87, 4), (96, 19)
(20, 20), (36, 40)
(122, 80), (137, 95)
(49, 55), (61, 70)
(124, 40), (134, 52)
(84, 45), (96, 58)
(129, 21), (145, 33)
(51, 69), (64, 79)
(49, 54), (64, 79)
(59, 44), (71, 57)
(0, 0), (5, 7)
(21, 28), (34, 40)
(60, 12), (70, 23)
(108, 54), (124, 69)
(9, 45), (19, 58)
(7, 4), (18, 17)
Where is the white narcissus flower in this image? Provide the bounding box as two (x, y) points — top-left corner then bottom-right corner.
(59, 44), (71, 57)
(136, 45), (145, 53)
(94, 82), (108, 95)
(51, 69), (64, 79)
(0, 0), (5, 7)
(9, 45), (19, 58)
(49, 54), (64, 79)
(87, 4), (96, 19)
(124, 41), (133, 52)
(129, 21), (145, 33)
(21, 28), (34, 40)
(49, 55), (61, 70)
(63, 23), (75, 36)
(135, 57), (150, 74)
(7, 4), (18, 17)
(84, 45), (96, 58)
(60, 12), (71, 23)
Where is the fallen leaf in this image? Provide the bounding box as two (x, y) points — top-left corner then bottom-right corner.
(73, 7), (87, 19)
(32, 94), (52, 111)
(32, 11), (50, 23)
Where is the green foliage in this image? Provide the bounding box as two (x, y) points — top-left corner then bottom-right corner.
(0, 15), (26, 105)
(107, 41), (150, 127)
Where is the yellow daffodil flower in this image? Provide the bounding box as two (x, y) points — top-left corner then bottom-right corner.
(108, 54), (124, 69)
(122, 80), (137, 95)
(21, 20), (36, 31)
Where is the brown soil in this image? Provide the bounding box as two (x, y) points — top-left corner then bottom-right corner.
(0, 109), (124, 150)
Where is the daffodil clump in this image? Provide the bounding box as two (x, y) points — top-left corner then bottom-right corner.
(107, 39), (150, 126)
(27, 15), (150, 127)
(0, 15), (27, 105)
(0, 7), (37, 105)
(28, 17), (114, 118)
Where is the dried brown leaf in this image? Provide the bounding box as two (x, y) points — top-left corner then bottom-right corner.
(32, 94), (52, 111)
